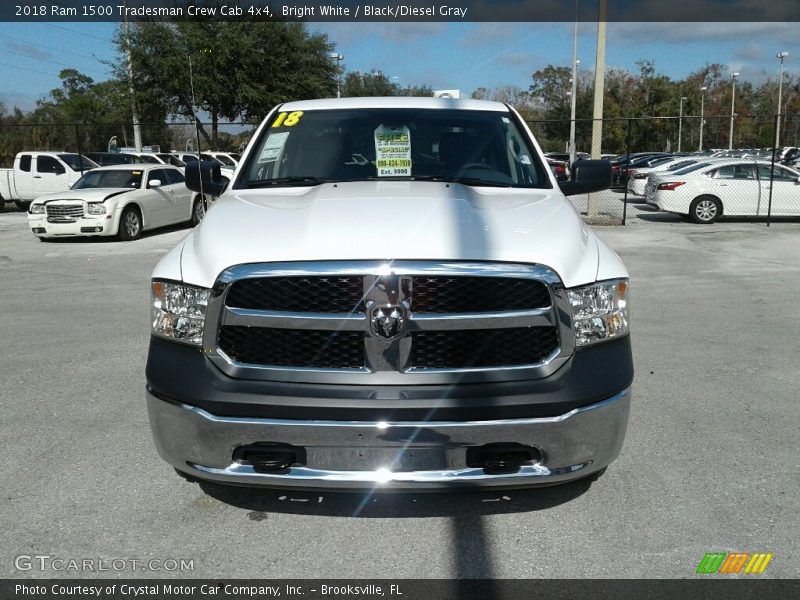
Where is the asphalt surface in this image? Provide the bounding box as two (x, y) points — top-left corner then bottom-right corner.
(1, 200), (798, 579)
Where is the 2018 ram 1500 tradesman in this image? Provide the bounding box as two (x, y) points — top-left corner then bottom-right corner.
(146, 97), (632, 490)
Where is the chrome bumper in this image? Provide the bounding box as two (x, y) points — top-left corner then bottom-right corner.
(146, 388), (631, 490)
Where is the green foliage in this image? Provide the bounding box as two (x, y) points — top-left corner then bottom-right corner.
(340, 70), (433, 98)
(525, 61), (799, 153)
(117, 19), (337, 146)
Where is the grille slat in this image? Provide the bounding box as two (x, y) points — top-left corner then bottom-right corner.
(219, 326), (364, 369)
(410, 328), (559, 369)
(410, 276), (550, 313)
(46, 204), (84, 220)
(226, 277), (364, 312)
(216, 268), (562, 375)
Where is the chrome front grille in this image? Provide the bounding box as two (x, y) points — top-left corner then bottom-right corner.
(205, 261), (574, 385)
(46, 203), (84, 221)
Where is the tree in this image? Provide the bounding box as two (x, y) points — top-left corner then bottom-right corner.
(340, 70), (433, 98)
(117, 19), (337, 146)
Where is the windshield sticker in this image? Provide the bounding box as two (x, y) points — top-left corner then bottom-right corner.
(519, 155), (531, 165)
(272, 111), (304, 128)
(258, 132), (290, 163)
(375, 124), (412, 177)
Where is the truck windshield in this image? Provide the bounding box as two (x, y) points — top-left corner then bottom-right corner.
(58, 154), (98, 171)
(72, 169), (143, 190)
(241, 108), (550, 189)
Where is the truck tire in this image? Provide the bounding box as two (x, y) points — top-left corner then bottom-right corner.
(118, 205), (142, 241)
(15, 200), (31, 212)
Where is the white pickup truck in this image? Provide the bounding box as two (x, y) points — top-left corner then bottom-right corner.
(0, 152), (97, 211)
(146, 97), (632, 490)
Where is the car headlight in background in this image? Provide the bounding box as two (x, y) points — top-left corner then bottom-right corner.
(568, 279), (629, 346)
(87, 203), (106, 215)
(29, 204), (45, 214)
(151, 280), (209, 346)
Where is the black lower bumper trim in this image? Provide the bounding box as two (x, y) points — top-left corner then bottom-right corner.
(145, 336), (633, 421)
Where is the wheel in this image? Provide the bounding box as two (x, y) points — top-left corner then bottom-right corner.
(191, 195), (206, 226)
(15, 200), (31, 212)
(689, 196), (721, 224)
(118, 205), (142, 240)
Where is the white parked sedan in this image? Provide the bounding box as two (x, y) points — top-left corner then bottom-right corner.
(645, 159), (800, 223)
(627, 157), (699, 196)
(27, 165), (203, 241)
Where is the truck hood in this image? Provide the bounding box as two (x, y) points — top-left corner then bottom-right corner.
(178, 181), (601, 288)
(32, 188), (134, 204)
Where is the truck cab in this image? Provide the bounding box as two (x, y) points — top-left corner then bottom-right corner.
(0, 152), (97, 211)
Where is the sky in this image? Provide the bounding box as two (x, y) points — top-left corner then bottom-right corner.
(0, 21), (797, 113)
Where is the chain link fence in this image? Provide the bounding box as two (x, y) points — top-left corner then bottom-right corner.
(2, 116), (799, 225)
(527, 114), (800, 225)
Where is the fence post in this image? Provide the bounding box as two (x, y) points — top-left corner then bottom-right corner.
(622, 118), (632, 226)
(767, 113), (778, 228)
(75, 124), (85, 175)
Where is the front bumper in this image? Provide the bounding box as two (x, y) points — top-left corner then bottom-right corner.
(28, 214), (115, 237)
(147, 387), (631, 490)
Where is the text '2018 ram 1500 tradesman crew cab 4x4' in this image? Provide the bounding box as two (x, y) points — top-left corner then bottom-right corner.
(146, 97), (632, 490)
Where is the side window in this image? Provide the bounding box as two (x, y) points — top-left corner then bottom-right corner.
(19, 155), (32, 172)
(165, 169), (185, 185)
(772, 166), (799, 182)
(712, 164), (754, 180)
(147, 169), (167, 187)
(37, 156), (65, 175)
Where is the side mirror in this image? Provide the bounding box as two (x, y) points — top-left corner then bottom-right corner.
(558, 159), (612, 196)
(148, 179), (162, 188)
(185, 160), (227, 196)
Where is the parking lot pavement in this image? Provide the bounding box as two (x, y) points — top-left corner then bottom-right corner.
(1, 205), (798, 579)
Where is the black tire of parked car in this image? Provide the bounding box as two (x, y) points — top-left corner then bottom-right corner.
(689, 195), (722, 224)
(118, 205), (142, 241)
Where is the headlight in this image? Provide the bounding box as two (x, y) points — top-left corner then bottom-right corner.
(151, 280), (210, 346)
(30, 204), (45, 214)
(568, 279), (629, 346)
(87, 203), (106, 215)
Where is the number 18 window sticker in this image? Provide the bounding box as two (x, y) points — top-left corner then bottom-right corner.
(374, 124), (412, 177)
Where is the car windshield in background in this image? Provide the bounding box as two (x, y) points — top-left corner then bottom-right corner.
(58, 153), (98, 171)
(158, 154), (186, 167)
(242, 108), (550, 188)
(135, 155), (161, 164)
(214, 154), (236, 166)
(72, 169), (143, 189)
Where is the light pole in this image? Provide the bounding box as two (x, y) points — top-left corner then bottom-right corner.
(568, 0), (579, 165)
(678, 96), (687, 153)
(699, 85), (708, 152)
(587, 0), (607, 218)
(728, 72), (739, 150)
(776, 51), (789, 148)
(329, 52), (343, 98)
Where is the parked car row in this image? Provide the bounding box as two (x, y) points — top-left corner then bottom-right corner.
(644, 159), (800, 223)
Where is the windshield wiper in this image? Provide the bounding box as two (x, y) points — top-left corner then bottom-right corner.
(246, 176), (332, 188)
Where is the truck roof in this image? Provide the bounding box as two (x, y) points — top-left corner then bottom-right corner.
(278, 96), (510, 112)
